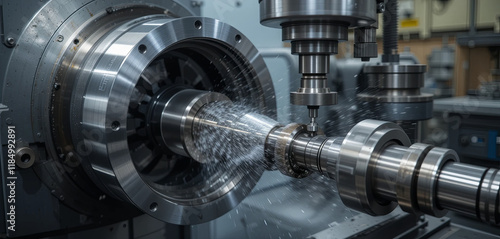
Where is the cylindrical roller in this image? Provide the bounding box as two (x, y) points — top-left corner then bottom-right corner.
(417, 147), (459, 217)
(437, 162), (487, 218)
(396, 143), (433, 214)
(318, 137), (344, 180)
(478, 168), (500, 225)
(152, 89), (231, 161)
(373, 145), (409, 202)
(277, 119), (500, 226)
(293, 135), (328, 172)
(299, 55), (330, 74)
(337, 120), (411, 215)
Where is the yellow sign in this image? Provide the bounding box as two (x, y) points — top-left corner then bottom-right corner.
(401, 19), (419, 28)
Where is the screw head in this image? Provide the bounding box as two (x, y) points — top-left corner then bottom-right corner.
(377, 3), (385, 13)
(5, 37), (15, 47)
(106, 7), (115, 14)
(56, 35), (64, 42)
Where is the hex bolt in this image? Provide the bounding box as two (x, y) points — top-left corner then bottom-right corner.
(64, 151), (80, 167)
(106, 7), (115, 14)
(5, 37), (15, 47)
(5, 118), (12, 125)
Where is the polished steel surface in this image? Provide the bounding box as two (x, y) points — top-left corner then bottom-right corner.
(299, 55), (330, 74)
(293, 134), (327, 172)
(283, 24), (348, 42)
(265, 118), (499, 226)
(154, 89), (231, 161)
(360, 64), (431, 103)
(290, 76), (338, 106)
(396, 143), (433, 214)
(437, 162), (487, 218)
(358, 63), (433, 137)
(61, 16), (276, 225)
(4, 1), (500, 237)
(478, 168), (500, 225)
(259, 0), (378, 28)
(373, 145), (409, 201)
(270, 123), (312, 178)
(337, 120), (411, 215)
(1, 1), (198, 235)
(416, 147), (459, 217)
(258, 0), (379, 133)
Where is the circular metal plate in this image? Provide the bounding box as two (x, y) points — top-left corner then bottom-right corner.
(74, 16), (275, 224)
(259, 0), (378, 28)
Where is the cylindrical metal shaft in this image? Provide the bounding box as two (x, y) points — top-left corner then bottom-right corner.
(436, 162), (487, 218)
(161, 92), (500, 226)
(277, 119), (500, 225)
(373, 145), (408, 201)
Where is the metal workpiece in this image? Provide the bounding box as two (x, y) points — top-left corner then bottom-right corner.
(150, 89), (231, 162)
(436, 163), (488, 218)
(266, 119), (500, 226)
(192, 100), (279, 164)
(290, 134), (344, 180)
(267, 123), (313, 178)
(478, 168), (500, 225)
(437, 163), (500, 225)
(337, 120), (412, 215)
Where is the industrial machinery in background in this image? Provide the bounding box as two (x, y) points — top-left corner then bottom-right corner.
(0, 1), (499, 239)
(425, 37), (455, 98)
(433, 0), (500, 170)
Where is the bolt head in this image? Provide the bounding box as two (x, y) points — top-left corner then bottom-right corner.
(5, 37), (15, 47)
(377, 3), (385, 13)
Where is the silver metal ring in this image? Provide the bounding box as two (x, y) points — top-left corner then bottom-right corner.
(274, 124), (311, 178)
(396, 143), (433, 214)
(337, 119), (411, 215)
(75, 16), (274, 224)
(416, 147), (459, 217)
(478, 168), (500, 225)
